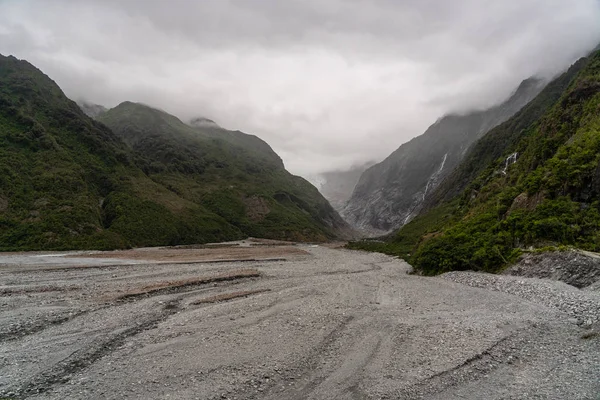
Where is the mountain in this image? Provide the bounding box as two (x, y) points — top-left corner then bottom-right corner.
(422, 58), (589, 210)
(77, 101), (107, 119)
(342, 78), (546, 235)
(97, 102), (352, 242)
(318, 162), (374, 213)
(0, 54), (350, 250)
(186, 117), (285, 168)
(350, 48), (600, 275)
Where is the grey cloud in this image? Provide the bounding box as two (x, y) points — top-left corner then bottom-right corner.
(1, 0), (599, 176)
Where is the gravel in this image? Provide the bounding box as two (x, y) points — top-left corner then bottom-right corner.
(441, 270), (600, 326)
(1, 244), (599, 399)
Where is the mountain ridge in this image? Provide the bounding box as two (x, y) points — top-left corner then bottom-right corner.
(97, 101), (353, 242)
(422, 58), (590, 212)
(350, 49), (600, 275)
(0, 54), (351, 250)
(342, 77), (546, 234)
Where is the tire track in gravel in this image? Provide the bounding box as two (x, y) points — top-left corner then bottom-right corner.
(2, 258), (288, 274)
(1, 272), (269, 398)
(288, 327), (387, 400)
(5, 275), (257, 398)
(1, 271), (260, 343)
(4, 245), (599, 399)
(6, 300), (182, 399)
(216, 315), (356, 400)
(392, 330), (526, 399)
(317, 262), (383, 276)
(230, 317), (393, 400)
(0, 309), (94, 342)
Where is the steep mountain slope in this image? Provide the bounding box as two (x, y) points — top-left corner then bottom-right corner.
(423, 58), (589, 210)
(318, 162), (374, 212)
(0, 55), (237, 250)
(343, 78), (546, 234)
(351, 49), (600, 275)
(0, 54), (349, 250)
(98, 102), (352, 242)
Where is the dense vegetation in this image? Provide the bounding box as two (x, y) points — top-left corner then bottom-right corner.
(98, 102), (350, 242)
(424, 58), (589, 208)
(350, 49), (600, 275)
(0, 54), (349, 250)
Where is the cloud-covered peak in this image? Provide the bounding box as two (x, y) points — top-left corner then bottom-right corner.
(1, 0), (599, 176)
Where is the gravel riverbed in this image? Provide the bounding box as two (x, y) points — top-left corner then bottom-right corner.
(1, 243), (598, 399)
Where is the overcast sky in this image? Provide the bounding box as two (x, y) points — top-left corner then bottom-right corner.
(1, 0), (599, 177)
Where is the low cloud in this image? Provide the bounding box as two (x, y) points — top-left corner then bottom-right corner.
(1, 0), (599, 176)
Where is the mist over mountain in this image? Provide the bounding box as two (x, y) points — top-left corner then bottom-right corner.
(317, 162), (375, 213)
(189, 117), (220, 129)
(77, 101), (107, 119)
(2, 0), (599, 176)
(343, 78), (546, 234)
(1, 0), (600, 260)
(1, 5), (600, 398)
(351, 48), (600, 274)
(0, 54), (351, 250)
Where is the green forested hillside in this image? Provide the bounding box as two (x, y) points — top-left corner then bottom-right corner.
(98, 101), (351, 243)
(351, 49), (600, 274)
(424, 58), (589, 208)
(0, 54), (349, 250)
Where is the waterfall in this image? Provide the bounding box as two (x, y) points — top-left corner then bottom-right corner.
(422, 153), (448, 201)
(502, 152), (518, 175)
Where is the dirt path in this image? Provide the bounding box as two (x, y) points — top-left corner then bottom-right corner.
(0, 244), (598, 399)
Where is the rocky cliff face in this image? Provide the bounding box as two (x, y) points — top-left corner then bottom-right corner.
(342, 78), (546, 235)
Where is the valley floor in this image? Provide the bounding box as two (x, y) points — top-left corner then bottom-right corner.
(0, 241), (598, 399)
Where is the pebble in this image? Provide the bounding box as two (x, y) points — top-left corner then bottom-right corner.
(442, 271), (600, 324)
